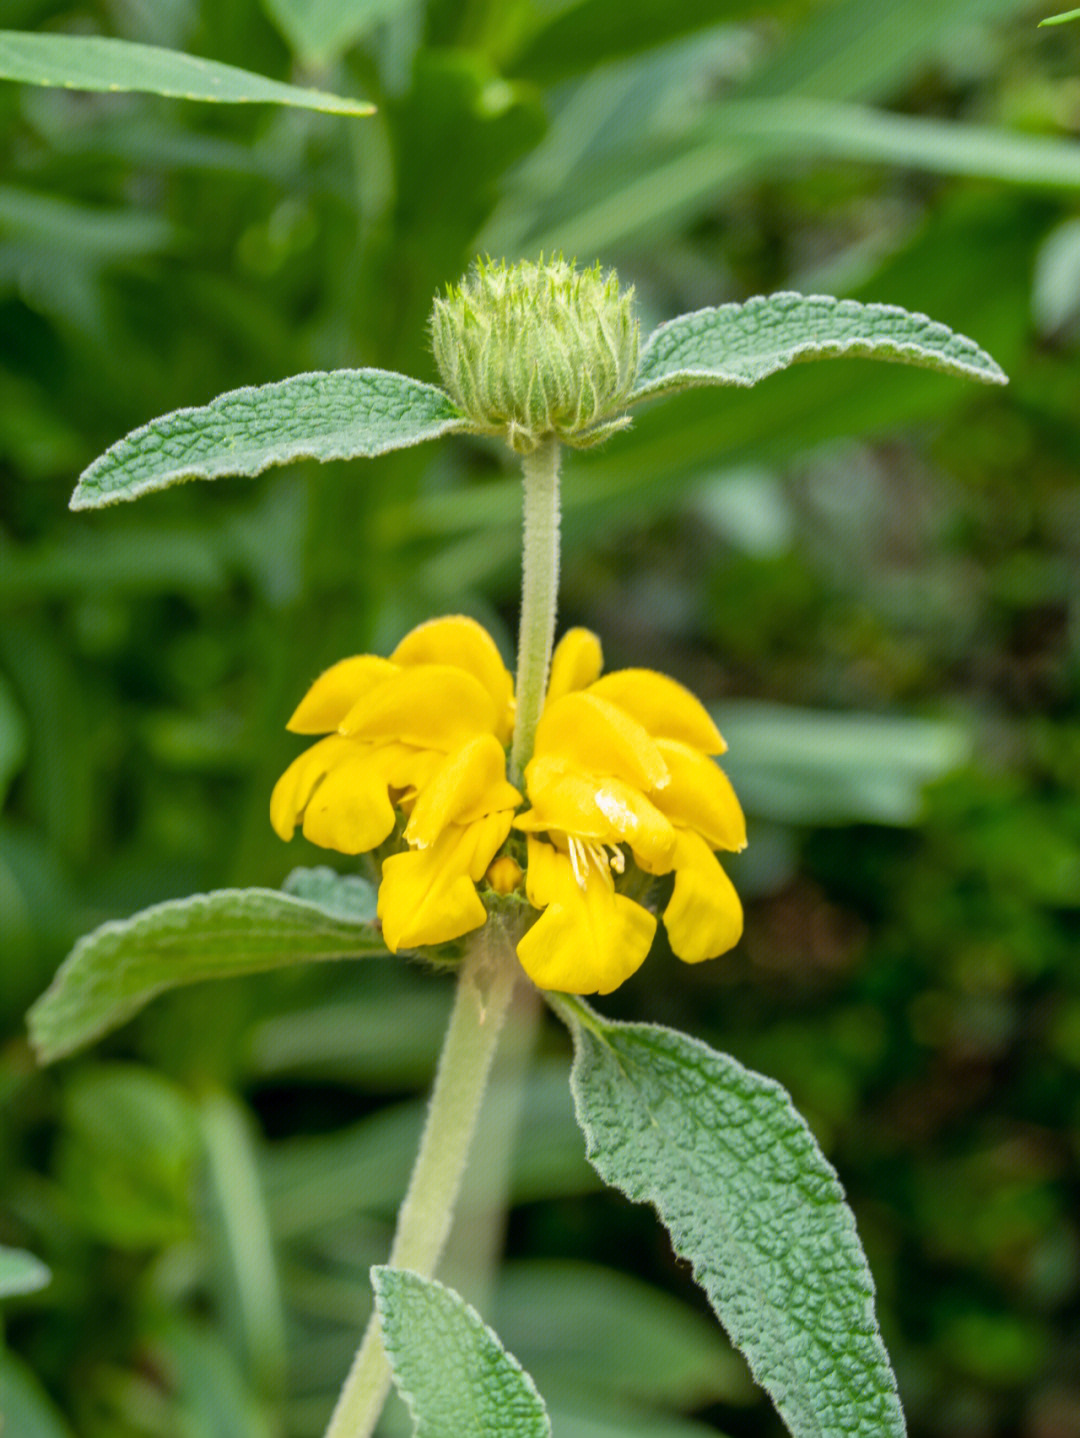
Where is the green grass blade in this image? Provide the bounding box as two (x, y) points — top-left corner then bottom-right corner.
(0, 1246), (51, 1299)
(0, 30), (372, 114)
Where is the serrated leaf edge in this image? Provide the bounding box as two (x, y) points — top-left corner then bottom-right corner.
(28, 884), (386, 1063)
(372, 1266), (553, 1438)
(70, 368), (468, 510)
(629, 292), (1008, 401)
(549, 994), (905, 1438)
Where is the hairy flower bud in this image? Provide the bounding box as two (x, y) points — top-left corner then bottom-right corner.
(430, 256), (640, 454)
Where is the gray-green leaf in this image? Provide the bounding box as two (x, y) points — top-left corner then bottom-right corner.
(0, 30), (373, 115)
(0, 1246), (51, 1299)
(29, 881), (386, 1063)
(373, 1268), (551, 1438)
(71, 370), (465, 509)
(552, 1000), (906, 1438)
(281, 865), (379, 922)
(631, 293), (1007, 401)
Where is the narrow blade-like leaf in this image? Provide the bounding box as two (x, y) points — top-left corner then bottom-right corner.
(70, 369), (465, 509)
(29, 879), (385, 1062)
(0, 31), (372, 114)
(262, 0), (415, 67)
(373, 1268), (552, 1438)
(1040, 8), (1080, 23)
(552, 999), (906, 1438)
(631, 292), (1007, 401)
(0, 1246), (51, 1299)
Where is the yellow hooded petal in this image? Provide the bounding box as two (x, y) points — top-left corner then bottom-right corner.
(378, 813), (512, 951)
(588, 670), (726, 754)
(339, 665), (498, 749)
(270, 735), (355, 840)
(532, 692), (669, 792)
(286, 656), (399, 734)
(299, 747), (399, 855)
(663, 829), (743, 963)
(653, 740), (747, 852)
(516, 760), (676, 871)
(375, 741), (446, 798)
(405, 734), (521, 850)
(547, 628), (603, 704)
(517, 838), (655, 994)
(391, 615), (515, 745)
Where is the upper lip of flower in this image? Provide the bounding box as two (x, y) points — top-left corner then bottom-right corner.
(511, 632), (746, 994)
(270, 616), (521, 952)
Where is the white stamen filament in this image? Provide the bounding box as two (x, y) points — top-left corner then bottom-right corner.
(566, 835), (625, 891)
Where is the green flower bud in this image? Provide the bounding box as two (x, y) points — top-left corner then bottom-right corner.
(430, 255), (640, 454)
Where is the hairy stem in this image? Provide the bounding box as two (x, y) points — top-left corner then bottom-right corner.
(509, 436), (562, 788)
(323, 928), (520, 1438)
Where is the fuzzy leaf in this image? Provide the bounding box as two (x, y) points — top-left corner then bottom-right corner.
(29, 880), (385, 1062)
(70, 369), (465, 509)
(553, 1000), (906, 1438)
(374, 1268), (551, 1438)
(0, 1246), (51, 1299)
(631, 292), (1007, 400)
(0, 30), (372, 114)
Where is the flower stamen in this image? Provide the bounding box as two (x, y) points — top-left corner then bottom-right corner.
(566, 835), (625, 890)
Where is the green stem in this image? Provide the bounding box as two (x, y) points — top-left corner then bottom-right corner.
(509, 437), (562, 789)
(323, 926), (520, 1438)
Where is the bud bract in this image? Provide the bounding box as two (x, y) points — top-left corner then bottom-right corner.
(430, 256), (640, 454)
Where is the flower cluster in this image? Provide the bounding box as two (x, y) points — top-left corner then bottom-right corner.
(272, 617), (745, 994)
(270, 616), (520, 952)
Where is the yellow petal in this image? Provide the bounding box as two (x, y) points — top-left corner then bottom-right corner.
(392, 615), (515, 745)
(286, 656), (398, 733)
(270, 735), (355, 840)
(588, 670), (726, 754)
(377, 814), (511, 951)
(405, 734), (521, 850)
(516, 761), (676, 871)
(532, 692), (669, 792)
(663, 829), (743, 963)
(376, 742), (446, 796)
(653, 740), (747, 851)
(547, 628), (603, 703)
(339, 665), (498, 749)
(300, 747), (398, 854)
(517, 838), (655, 994)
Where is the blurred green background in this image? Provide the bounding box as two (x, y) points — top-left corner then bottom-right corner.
(2, 1), (1080, 1435)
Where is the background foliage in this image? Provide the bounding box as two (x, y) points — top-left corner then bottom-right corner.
(2, 1), (1079, 1435)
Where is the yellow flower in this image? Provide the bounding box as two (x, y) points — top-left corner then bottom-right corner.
(271, 616), (520, 951)
(272, 616), (745, 993)
(514, 629), (745, 995)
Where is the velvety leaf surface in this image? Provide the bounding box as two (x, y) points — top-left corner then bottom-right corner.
(280, 865), (379, 922)
(29, 881), (386, 1062)
(0, 30), (373, 114)
(631, 293), (1007, 400)
(555, 1001), (906, 1438)
(373, 1268), (552, 1438)
(70, 370), (465, 508)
